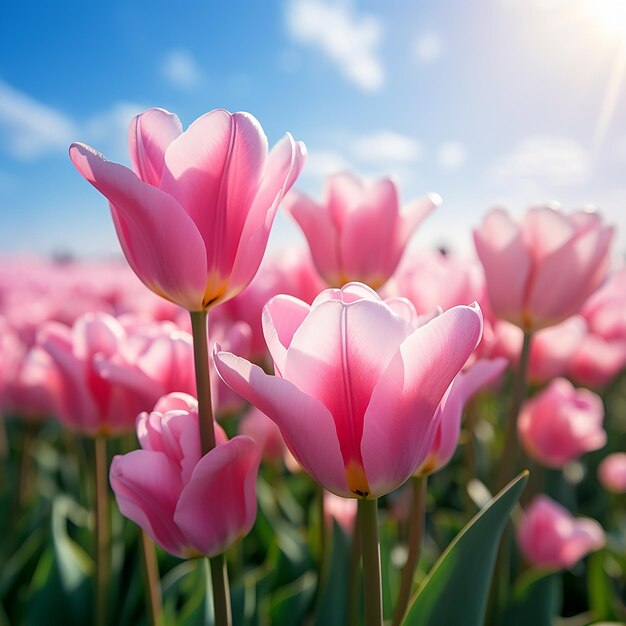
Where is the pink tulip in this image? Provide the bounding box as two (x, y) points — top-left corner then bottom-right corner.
(38, 313), (194, 436)
(384, 250), (486, 315)
(517, 495), (605, 569)
(568, 268), (626, 387)
(518, 378), (606, 468)
(218, 248), (326, 359)
(324, 490), (357, 533)
(490, 317), (587, 384)
(110, 393), (260, 558)
(598, 453), (626, 493)
(474, 206), (613, 331)
(415, 357), (507, 476)
(239, 406), (285, 463)
(214, 282), (482, 499)
(284, 172), (439, 289)
(69, 108), (306, 311)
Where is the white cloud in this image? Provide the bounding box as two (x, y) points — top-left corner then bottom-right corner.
(161, 49), (203, 90)
(413, 33), (444, 64)
(285, 0), (384, 91)
(438, 141), (467, 170)
(84, 102), (146, 161)
(302, 148), (351, 180)
(0, 79), (78, 159)
(351, 130), (422, 164)
(0, 79), (147, 163)
(487, 136), (591, 187)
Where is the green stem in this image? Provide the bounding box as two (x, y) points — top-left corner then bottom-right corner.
(189, 311), (230, 626)
(139, 530), (163, 626)
(357, 498), (382, 626)
(94, 436), (111, 626)
(209, 555), (231, 626)
(347, 520), (361, 626)
(392, 476), (427, 626)
(498, 331), (533, 489)
(190, 311), (216, 453)
(490, 331), (533, 623)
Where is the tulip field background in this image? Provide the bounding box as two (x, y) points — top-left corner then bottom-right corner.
(2, 1), (626, 625)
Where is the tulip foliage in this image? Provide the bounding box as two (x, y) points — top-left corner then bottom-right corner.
(0, 107), (625, 626)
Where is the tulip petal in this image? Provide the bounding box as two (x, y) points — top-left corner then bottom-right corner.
(284, 188), (340, 285)
(128, 108), (182, 186)
(69, 143), (208, 310)
(339, 178), (399, 284)
(213, 351), (349, 495)
(283, 298), (413, 484)
(361, 304), (483, 496)
(174, 436), (260, 557)
(473, 208), (531, 325)
(227, 135), (306, 297)
(262, 295), (311, 376)
(110, 450), (186, 557)
(397, 194), (440, 250)
(527, 224), (613, 328)
(161, 110), (268, 277)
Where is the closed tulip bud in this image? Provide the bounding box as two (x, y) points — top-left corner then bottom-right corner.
(110, 393), (260, 558)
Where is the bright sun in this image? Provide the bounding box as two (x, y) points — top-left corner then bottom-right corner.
(584, 0), (626, 40)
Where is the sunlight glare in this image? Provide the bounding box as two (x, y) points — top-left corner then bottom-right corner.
(584, 0), (626, 40)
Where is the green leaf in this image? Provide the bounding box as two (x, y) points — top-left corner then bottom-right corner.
(269, 572), (316, 626)
(402, 472), (528, 626)
(313, 521), (352, 626)
(503, 569), (561, 626)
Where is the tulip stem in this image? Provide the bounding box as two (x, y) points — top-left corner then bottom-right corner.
(139, 530), (163, 626)
(498, 331), (533, 489)
(190, 311), (231, 626)
(209, 554), (232, 626)
(190, 310), (216, 454)
(392, 475), (427, 626)
(94, 435), (110, 626)
(357, 498), (383, 626)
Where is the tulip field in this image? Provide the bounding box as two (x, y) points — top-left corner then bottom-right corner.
(1, 107), (626, 626)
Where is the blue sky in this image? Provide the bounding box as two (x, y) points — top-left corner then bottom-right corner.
(1, 0), (626, 258)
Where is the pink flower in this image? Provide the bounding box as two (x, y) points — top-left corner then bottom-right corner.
(110, 393), (260, 558)
(518, 378), (606, 468)
(568, 269), (626, 387)
(324, 490), (357, 533)
(598, 453), (626, 493)
(517, 495), (605, 570)
(214, 283), (482, 499)
(239, 406), (285, 463)
(415, 358), (507, 476)
(284, 172), (439, 289)
(69, 108), (306, 311)
(474, 206), (613, 331)
(39, 313), (195, 436)
(489, 317), (587, 384)
(384, 250), (486, 315)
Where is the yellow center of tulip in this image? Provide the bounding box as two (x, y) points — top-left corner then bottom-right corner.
(346, 460), (371, 499)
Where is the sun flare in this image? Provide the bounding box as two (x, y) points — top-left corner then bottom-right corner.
(583, 0), (626, 40)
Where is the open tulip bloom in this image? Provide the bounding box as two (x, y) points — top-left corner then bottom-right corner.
(214, 283), (483, 499)
(69, 108), (306, 311)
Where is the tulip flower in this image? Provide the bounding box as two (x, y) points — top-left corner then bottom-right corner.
(38, 313), (199, 436)
(517, 495), (605, 569)
(415, 357), (507, 476)
(214, 282), (482, 499)
(284, 172), (439, 289)
(474, 206), (613, 332)
(110, 393), (260, 558)
(239, 406), (285, 463)
(598, 452), (626, 493)
(69, 107), (306, 311)
(518, 378), (606, 468)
